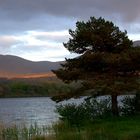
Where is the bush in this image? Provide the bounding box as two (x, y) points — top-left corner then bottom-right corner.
(121, 96), (136, 115)
(121, 94), (140, 116)
(56, 103), (87, 129)
(84, 97), (112, 120)
(56, 97), (112, 128)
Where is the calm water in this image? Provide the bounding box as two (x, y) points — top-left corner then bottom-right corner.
(0, 96), (130, 127)
(0, 97), (59, 127)
(0, 97), (85, 127)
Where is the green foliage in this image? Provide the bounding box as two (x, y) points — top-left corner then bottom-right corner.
(53, 16), (140, 116)
(0, 80), (76, 98)
(56, 97), (112, 129)
(51, 116), (140, 140)
(64, 17), (132, 54)
(0, 114), (140, 140)
(84, 97), (112, 119)
(56, 95), (140, 128)
(0, 123), (48, 140)
(121, 96), (136, 115)
(56, 103), (87, 128)
(53, 17), (140, 88)
(53, 16), (135, 82)
(9, 82), (48, 97)
(121, 94), (140, 116)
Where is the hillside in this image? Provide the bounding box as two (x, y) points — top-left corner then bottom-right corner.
(0, 40), (139, 78)
(133, 40), (140, 47)
(0, 55), (61, 78)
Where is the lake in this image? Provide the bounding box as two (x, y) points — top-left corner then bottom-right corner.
(0, 97), (85, 127)
(0, 97), (59, 127)
(0, 96), (132, 127)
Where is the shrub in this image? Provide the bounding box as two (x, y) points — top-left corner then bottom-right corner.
(56, 97), (112, 128)
(121, 94), (140, 116)
(56, 103), (87, 129)
(84, 97), (112, 120)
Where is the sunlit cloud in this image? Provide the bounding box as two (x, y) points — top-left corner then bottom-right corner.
(0, 28), (139, 62)
(0, 35), (18, 47)
(0, 0), (140, 61)
(0, 30), (75, 61)
(128, 33), (140, 41)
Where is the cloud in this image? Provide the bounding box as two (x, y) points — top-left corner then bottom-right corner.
(0, 35), (21, 53)
(0, 0), (140, 33)
(19, 49), (70, 62)
(0, 30), (75, 61)
(0, 15), (75, 34)
(13, 30), (69, 48)
(0, 35), (18, 47)
(0, 0), (140, 61)
(28, 30), (70, 43)
(128, 34), (140, 41)
(0, 0), (140, 22)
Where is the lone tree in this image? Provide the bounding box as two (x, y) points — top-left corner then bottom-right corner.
(53, 17), (140, 116)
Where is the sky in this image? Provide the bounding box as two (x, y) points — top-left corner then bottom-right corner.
(0, 0), (140, 62)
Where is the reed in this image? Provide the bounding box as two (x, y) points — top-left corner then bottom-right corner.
(1, 116), (139, 140)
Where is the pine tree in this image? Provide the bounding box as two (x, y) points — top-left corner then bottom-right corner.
(53, 17), (140, 116)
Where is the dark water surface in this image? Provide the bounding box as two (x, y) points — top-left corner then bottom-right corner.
(0, 96), (130, 127)
(0, 97), (85, 127)
(0, 97), (58, 127)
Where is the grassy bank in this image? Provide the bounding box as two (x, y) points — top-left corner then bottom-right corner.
(0, 79), (77, 98)
(0, 116), (140, 140)
(0, 123), (50, 140)
(49, 116), (140, 140)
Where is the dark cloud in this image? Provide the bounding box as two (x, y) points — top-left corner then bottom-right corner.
(0, 0), (140, 22)
(0, 15), (75, 34)
(0, 0), (140, 61)
(0, 0), (140, 33)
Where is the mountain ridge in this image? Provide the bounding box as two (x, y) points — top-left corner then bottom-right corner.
(0, 40), (140, 78)
(0, 54), (61, 78)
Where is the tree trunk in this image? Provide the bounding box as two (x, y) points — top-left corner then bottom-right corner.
(111, 94), (119, 116)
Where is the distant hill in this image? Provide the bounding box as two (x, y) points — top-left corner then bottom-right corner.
(0, 40), (139, 78)
(133, 40), (140, 47)
(0, 55), (61, 78)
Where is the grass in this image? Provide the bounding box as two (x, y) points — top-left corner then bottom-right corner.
(0, 116), (140, 140)
(0, 80), (77, 98)
(0, 123), (50, 140)
(49, 116), (140, 140)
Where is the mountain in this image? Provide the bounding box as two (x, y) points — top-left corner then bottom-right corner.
(133, 40), (140, 47)
(0, 40), (139, 78)
(0, 55), (61, 78)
